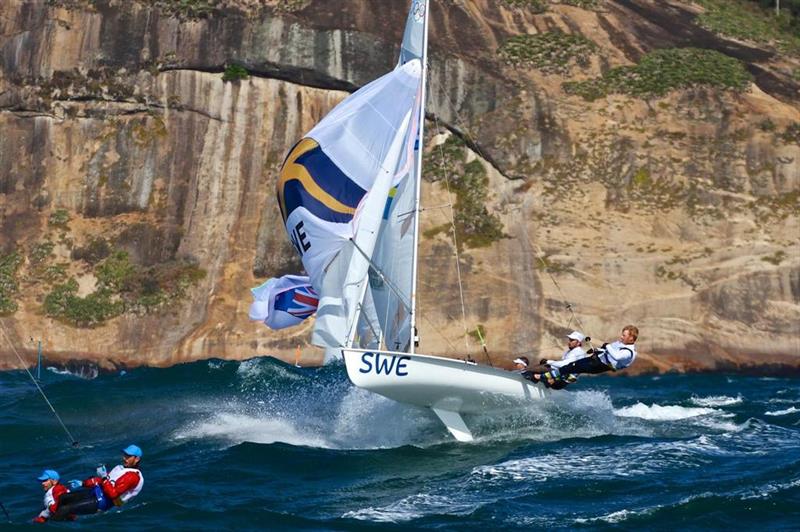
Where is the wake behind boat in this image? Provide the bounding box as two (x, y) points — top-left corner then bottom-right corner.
(343, 349), (548, 441)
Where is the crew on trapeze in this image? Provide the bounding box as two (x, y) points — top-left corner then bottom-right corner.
(34, 444), (144, 523)
(525, 325), (639, 387)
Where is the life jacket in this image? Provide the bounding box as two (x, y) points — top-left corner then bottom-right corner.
(107, 465), (144, 504)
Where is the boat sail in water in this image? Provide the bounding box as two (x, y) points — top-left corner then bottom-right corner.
(250, 0), (548, 442)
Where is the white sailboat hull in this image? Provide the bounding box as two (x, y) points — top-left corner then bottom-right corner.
(342, 348), (550, 441)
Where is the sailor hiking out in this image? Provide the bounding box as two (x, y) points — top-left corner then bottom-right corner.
(523, 331), (588, 389)
(33, 470), (70, 523)
(54, 444), (144, 520)
(529, 326), (639, 385)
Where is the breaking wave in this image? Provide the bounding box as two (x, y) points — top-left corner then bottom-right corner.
(614, 402), (718, 421)
(690, 395), (743, 407)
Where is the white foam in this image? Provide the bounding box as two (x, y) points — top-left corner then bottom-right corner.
(767, 397), (797, 404)
(615, 402), (717, 421)
(46, 366), (98, 379)
(236, 358), (303, 383)
(690, 395), (742, 407)
(575, 507), (656, 524)
(740, 477), (800, 500)
(765, 406), (799, 416)
(343, 494), (475, 523)
(173, 412), (330, 448)
(327, 386), (439, 448)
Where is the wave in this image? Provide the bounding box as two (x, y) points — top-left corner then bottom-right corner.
(690, 395), (743, 407)
(343, 493), (476, 523)
(46, 365), (99, 379)
(173, 412), (331, 448)
(765, 407), (799, 416)
(574, 507), (658, 524)
(615, 402), (718, 421)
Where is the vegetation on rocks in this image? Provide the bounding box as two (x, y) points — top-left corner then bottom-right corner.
(499, 31), (597, 74)
(71, 237), (111, 265)
(424, 136), (505, 249)
(564, 48), (752, 100)
(562, 0), (602, 8)
(501, 0), (548, 12)
(44, 279), (124, 328)
(48, 209), (71, 229)
(34, 68), (139, 105)
(748, 191), (800, 224)
(761, 250), (787, 265)
(780, 123), (800, 145)
(44, 248), (206, 327)
(0, 252), (22, 315)
(694, 0), (800, 52)
(222, 64), (250, 83)
(141, 0), (218, 19)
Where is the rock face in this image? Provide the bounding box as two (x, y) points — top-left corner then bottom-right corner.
(0, 0), (798, 373)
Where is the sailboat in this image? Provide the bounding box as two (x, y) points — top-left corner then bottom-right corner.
(251, 0), (548, 442)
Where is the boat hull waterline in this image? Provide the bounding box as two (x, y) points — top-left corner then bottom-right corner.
(342, 348), (549, 441)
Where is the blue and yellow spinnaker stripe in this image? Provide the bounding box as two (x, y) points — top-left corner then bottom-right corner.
(277, 138), (367, 224)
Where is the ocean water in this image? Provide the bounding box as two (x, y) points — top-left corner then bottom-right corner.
(1, 357), (798, 530)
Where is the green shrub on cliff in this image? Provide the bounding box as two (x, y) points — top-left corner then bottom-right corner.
(780, 122), (800, 145)
(43, 252), (206, 326)
(425, 135), (466, 182)
(499, 31), (597, 74)
(222, 64), (249, 83)
(96, 251), (136, 292)
(694, 0), (800, 52)
(501, 0), (548, 12)
(562, 0), (601, 9)
(71, 237), (111, 265)
(450, 160), (505, 248)
(564, 48), (752, 100)
(0, 251), (22, 315)
(424, 136), (505, 249)
(28, 241), (55, 267)
(44, 279), (124, 327)
(48, 209), (71, 229)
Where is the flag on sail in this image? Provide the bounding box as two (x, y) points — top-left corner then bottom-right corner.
(248, 275), (318, 330)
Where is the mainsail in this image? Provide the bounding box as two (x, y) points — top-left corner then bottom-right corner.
(252, 1), (429, 355)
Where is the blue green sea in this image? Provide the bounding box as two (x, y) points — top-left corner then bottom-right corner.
(1, 358), (799, 529)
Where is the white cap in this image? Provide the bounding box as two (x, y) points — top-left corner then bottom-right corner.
(566, 331), (586, 342)
(513, 357), (528, 365)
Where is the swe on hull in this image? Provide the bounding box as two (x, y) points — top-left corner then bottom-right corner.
(342, 348), (550, 441)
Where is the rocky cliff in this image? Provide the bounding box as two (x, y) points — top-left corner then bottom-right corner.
(0, 0), (798, 374)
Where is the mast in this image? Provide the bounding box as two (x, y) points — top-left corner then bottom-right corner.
(403, 0), (430, 355)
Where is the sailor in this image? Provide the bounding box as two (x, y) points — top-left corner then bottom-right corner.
(525, 331), (588, 388)
(512, 356), (529, 372)
(33, 469), (70, 523)
(530, 325), (638, 383)
(59, 444), (144, 519)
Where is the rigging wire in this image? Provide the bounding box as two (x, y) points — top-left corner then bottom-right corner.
(432, 113), (471, 353)
(0, 319), (80, 447)
(0, 501), (10, 524)
(427, 71), (595, 357)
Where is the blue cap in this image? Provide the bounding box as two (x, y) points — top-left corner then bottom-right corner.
(121, 444), (142, 458)
(37, 469), (60, 481)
